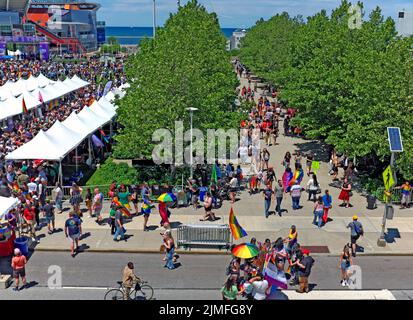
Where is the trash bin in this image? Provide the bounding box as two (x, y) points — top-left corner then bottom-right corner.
(367, 195), (377, 210)
(14, 236), (29, 257)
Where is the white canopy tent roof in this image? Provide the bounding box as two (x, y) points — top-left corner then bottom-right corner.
(0, 197), (19, 220)
(0, 74), (90, 121)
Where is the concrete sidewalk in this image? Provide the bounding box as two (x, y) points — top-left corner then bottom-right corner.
(26, 74), (413, 255)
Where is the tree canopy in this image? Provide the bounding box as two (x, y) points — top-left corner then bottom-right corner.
(239, 0), (413, 179)
(114, 0), (240, 160)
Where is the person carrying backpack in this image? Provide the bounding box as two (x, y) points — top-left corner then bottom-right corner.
(347, 215), (364, 257)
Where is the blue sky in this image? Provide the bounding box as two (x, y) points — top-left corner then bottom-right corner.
(97, 0), (413, 28)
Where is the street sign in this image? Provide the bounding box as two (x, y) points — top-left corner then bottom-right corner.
(311, 161), (320, 174)
(387, 127), (403, 152)
(382, 165), (395, 191)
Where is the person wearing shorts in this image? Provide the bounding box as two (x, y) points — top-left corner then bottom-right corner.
(141, 198), (152, 232)
(43, 199), (55, 235)
(347, 215), (363, 257)
(11, 248), (27, 291)
(65, 212), (82, 258)
(92, 188), (104, 224)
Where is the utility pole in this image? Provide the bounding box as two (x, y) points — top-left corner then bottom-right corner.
(378, 127), (403, 247)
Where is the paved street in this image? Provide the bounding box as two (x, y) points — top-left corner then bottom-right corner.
(18, 74), (413, 256)
(1, 252), (413, 299)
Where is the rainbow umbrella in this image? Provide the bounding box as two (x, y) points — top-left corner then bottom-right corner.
(232, 243), (260, 259)
(157, 193), (177, 203)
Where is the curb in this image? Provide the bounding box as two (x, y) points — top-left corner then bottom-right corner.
(31, 247), (413, 257)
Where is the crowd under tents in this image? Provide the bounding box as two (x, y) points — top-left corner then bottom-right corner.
(5, 96), (118, 184)
(0, 74), (90, 121)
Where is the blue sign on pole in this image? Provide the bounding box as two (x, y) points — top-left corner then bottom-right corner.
(387, 127), (403, 153)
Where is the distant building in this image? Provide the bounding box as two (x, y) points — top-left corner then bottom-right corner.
(396, 10), (413, 37)
(229, 29), (246, 51)
(26, 0), (102, 53)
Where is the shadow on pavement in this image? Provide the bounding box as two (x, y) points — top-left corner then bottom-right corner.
(385, 228), (401, 243)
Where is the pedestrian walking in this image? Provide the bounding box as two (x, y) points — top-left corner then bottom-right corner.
(274, 180), (284, 217)
(11, 248), (27, 291)
(290, 181), (303, 210)
(65, 211), (82, 257)
(347, 215), (364, 257)
(163, 230), (176, 270)
(322, 190), (332, 223)
(92, 187), (104, 224)
(306, 174), (319, 202)
(53, 182), (63, 214)
(109, 203), (116, 235)
(141, 198), (152, 232)
(43, 199), (55, 235)
(312, 196), (324, 228)
(159, 202), (171, 230)
(221, 278), (239, 300)
(69, 183), (83, 215)
(284, 225), (298, 255)
(85, 188), (92, 217)
(338, 178), (352, 208)
(113, 206), (126, 242)
(200, 192), (217, 221)
(282, 152), (291, 169)
(262, 148), (270, 171)
(295, 249), (315, 293)
(306, 152), (314, 176)
(395, 181), (412, 209)
(263, 183), (274, 218)
(229, 174), (238, 204)
(339, 245), (353, 287)
(23, 204), (37, 242)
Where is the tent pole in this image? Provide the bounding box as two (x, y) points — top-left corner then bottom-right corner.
(59, 161), (63, 186)
(88, 136), (92, 167)
(75, 148), (78, 173)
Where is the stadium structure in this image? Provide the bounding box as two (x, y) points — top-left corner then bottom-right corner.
(0, 0), (104, 55)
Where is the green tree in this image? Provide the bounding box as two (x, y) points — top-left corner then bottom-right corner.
(239, 0), (413, 179)
(114, 0), (240, 159)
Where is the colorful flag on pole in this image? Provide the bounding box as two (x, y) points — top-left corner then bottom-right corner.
(100, 129), (109, 144)
(91, 134), (104, 148)
(22, 98), (28, 114)
(38, 91), (44, 104)
(210, 164), (218, 185)
(112, 197), (131, 217)
(288, 169), (304, 187)
(229, 207), (247, 240)
(263, 254), (288, 289)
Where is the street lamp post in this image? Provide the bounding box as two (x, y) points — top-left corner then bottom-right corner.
(186, 107), (198, 179)
(153, 0), (156, 39)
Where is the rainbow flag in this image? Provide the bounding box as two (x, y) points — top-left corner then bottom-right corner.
(22, 98), (28, 114)
(288, 169), (304, 187)
(100, 129), (109, 144)
(229, 207), (247, 240)
(112, 198), (131, 217)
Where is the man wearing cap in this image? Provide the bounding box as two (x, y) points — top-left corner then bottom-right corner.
(11, 248), (27, 291)
(295, 249), (315, 293)
(347, 215), (364, 257)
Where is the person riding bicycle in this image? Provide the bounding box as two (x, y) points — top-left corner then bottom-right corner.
(122, 262), (141, 300)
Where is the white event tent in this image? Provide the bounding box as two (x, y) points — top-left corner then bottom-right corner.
(0, 74), (90, 121)
(0, 196), (19, 220)
(5, 97), (118, 184)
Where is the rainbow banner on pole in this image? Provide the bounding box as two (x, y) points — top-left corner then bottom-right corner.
(288, 169), (304, 187)
(229, 207), (247, 240)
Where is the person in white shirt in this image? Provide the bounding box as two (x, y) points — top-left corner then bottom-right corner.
(27, 178), (38, 194)
(249, 274), (269, 300)
(290, 181), (303, 210)
(229, 174), (238, 204)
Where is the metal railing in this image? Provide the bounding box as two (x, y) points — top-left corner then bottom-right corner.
(177, 224), (232, 250)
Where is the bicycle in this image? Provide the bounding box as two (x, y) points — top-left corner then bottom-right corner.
(104, 280), (154, 300)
